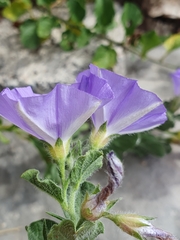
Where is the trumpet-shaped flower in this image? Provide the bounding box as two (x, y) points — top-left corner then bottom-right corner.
(77, 64), (167, 139)
(171, 69), (180, 96)
(0, 83), (112, 146)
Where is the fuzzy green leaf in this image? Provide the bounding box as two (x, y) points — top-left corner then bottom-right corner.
(47, 220), (75, 240)
(69, 150), (103, 188)
(121, 2), (143, 36)
(95, 0), (115, 28)
(21, 169), (62, 203)
(20, 20), (40, 50)
(75, 221), (104, 240)
(67, 0), (85, 22)
(92, 45), (117, 69)
(26, 219), (57, 240)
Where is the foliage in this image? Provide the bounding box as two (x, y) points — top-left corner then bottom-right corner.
(0, 0), (179, 68)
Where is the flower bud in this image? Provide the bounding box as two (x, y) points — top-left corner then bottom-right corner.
(90, 123), (109, 149)
(106, 151), (124, 192)
(81, 194), (107, 221)
(81, 152), (124, 221)
(105, 213), (178, 240)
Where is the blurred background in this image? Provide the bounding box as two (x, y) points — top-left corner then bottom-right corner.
(0, 0), (180, 239)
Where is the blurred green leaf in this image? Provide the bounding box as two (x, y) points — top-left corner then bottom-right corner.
(36, 0), (56, 7)
(164, 97), (180, 113)
(107, 134), (138, 158)
(2, 0), (32, 22)
(37, 16), (59, 39)
(0, 0), (10, 7)
(164, 33), (180, 52)
(20, 20), (40, 50)
(92, 45), (117, 69)
(158, 111), (174, 131)
(133, 133), (171, 157)
(60, 30), (76, 51)
(139, 31), (166, 57)
(67, 0), (86, 22)
(94, 0), (115, 30)
(76, 28), (92, 48)
(121, 2), (143, 36)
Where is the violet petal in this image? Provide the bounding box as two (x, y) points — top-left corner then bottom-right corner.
(0, 84), (101, 146)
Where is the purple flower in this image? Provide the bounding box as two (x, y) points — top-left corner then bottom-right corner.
(77, 64), (167, 139)
(171, 69), (180, 96)
(0, 83), (112, 146)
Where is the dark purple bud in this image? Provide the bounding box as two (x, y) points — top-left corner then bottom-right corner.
(106, 151), (124, 192)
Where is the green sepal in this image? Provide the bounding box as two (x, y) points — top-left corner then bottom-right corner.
(69, 150), (103, 188)
(26, 219), (57, 240)
(98, 122), (107, 132)
(106, 198), (120, 211)
(75, 221), (104, 240)
(46, 212), (65, 221)
(21, 169), (63, 203)
(47, 220), (75, 240)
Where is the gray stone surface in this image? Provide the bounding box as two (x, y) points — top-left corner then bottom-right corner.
(0, 4), (180, 239)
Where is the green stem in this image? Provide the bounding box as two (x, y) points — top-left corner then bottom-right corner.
(67, 185), (80, 223)
(58, 159), (67, 202)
